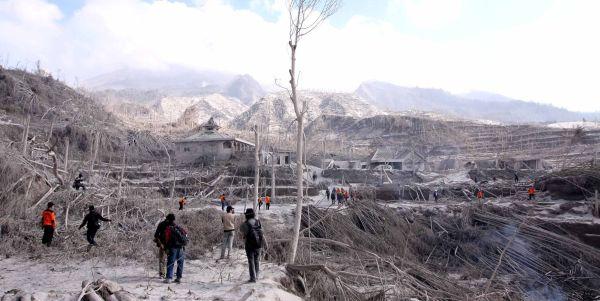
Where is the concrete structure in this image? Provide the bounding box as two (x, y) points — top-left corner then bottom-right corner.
(323, 159), (368, 170)
(175, 118), (255, 164)
(370, 147), (426, 171)
(497, 157), (546, 170)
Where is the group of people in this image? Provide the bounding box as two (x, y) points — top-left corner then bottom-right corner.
(257, 195), (271, 210)
(152, 206), (265, 284)
(326, 187), (351, 205)
(40, 203), (111, 249)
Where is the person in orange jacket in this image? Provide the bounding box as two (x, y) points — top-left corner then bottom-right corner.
(265, 195), (271, 210)
(476, 190), (484, 200)
(258, 197), (263, 211)
(528, 186), (536, 200)
(40, 202), (56, 247)
(219, 194), (227, 211)
(178, 196), (187, 210)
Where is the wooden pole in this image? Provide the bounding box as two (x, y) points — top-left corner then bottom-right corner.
(64, 136), (70, 171)
(253, 126), (260, 212)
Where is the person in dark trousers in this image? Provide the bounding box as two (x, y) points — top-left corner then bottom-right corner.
(178, 196), (186, 211)
(265, 195), (271, 210)
(514, 173), (519, 183)
(79, 205), (111, 247)
(164, 213), (187, 284)
(73, 173), (86, 191)
(433, 190), (439, 202)
(257, 197), (263, 211)
(40, 202), (56, 247)
(240, 208), (265, 283)
(219, 194), (227, 211)
(330, 187), (336, 204)
(325, 188), (330, 200)
(154, 215), (170, 278)
(528, 186), (536, 200)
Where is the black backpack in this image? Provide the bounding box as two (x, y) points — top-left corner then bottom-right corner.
(245, 220), (264, 249)
(166, 225), (188, 248)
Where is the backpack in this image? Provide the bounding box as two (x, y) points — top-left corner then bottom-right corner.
(245, 220), (264, 249)
(165, 225), (188, 248)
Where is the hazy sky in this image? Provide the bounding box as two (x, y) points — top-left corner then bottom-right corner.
(0, 0), (599, 112)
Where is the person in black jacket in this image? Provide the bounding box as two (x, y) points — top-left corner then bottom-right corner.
(79, 205), (111, 247)
(154, 214), (171, 278)
(239, 208), (265, 283)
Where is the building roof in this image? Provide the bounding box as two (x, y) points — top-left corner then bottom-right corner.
(371, 147), (425, 163)
(176, 121), (254, 146)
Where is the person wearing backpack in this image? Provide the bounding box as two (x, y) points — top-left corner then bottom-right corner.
(240, 208), (265, 283)
(163, 214), (187, 284)
(79, 205), (111, 247)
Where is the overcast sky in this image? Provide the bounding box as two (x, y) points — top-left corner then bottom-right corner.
(0, 0), (599, 112)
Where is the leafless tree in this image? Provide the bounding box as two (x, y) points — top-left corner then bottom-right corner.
(286, 0), (341, 264)
(253, 125), (260, 212)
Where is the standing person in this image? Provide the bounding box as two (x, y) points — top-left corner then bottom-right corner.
(257, 197), (263, 211)
(164, 214), (188, 284)
(477, 190), (484, 201)
(325, 188), (330, 200)
(330, 187), (336, 204)
(514, 173), (519, 183)
(178, 196), (187, 211)
(219, 194), (227, 211)
(220, 206), (236, 260)
(265, 195), (271, 210)
(528, 186), (536, 200)
(78, 205), (111, 247)
(433, 190), (439, 202)
(40, 202), (56, 247)
(240, 209), (265, 283)
(154, 215), (170, 278)
(344, 190), (349, 203)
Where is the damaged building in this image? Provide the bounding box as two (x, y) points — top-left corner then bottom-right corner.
(369, 147), (427, 171)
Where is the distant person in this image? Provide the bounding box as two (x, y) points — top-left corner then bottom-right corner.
(73, 173), (86, 191)
(265, 195), (271, 210)
(240, 208), (265, 283)
(514, 173), (519, 183)
(154, 214), (171, 278)
(257, 197), (263, 211)
(528, 186), (536, 200)
(163, 214), (188, 284)
(40, 202), (56, 247)
(312, 172), (317, 181)
(219, 194), (227, 211)
(433, 190), (439, 202)
(220, 206), (236, 260)
(477, 190), (484, 201)
(79, 205), (111, 248)
(178, 196), (187, 211)
(325, 188), (330, 200)
(330, 187), (336, 204)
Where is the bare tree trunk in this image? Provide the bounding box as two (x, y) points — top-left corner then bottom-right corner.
(271, 148), (276, 204)
(89, 132), (99, 174)
(22, 113), (31, 156)
(253, 126), (260, 212)
(117, 147), (126, 197)
(64, 136), (70, 171)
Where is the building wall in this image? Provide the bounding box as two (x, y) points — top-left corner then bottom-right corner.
(175, 140), (233, 163)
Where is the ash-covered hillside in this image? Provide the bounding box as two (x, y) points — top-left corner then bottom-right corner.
(356, 81), (600, 123)
(228, 91), (384, 131)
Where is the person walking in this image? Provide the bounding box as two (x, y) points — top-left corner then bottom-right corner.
(154, 215), (172, 278)
(219, 194), (227, 211)
(433, 190), (439, 202)
(178, 196), (187, 211)
(477, 190), (484, 201)
(240, 208), (265, 283)
(164, 214), (188, 284)
(265, 195), (271, 210)
(528, 186), (536, 200)
(79, 205), (111, 248)
(40, 202), (56, 247)
(219, 206), (236, 260)
(514, 173), (519, 183)
(257, 197), (263, 211)
(325, 188), (330, 200)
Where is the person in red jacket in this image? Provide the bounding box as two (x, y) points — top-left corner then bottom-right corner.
(40, 202), (56, 247)
(476, 190), (484, 200)
(528, 186), (536, 200)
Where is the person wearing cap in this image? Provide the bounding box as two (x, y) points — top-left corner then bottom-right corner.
(239, 208), (265, 283)
(79, 205), (111, 247)
(40, 202), (56, 247)
(219, 206), (236, 260)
